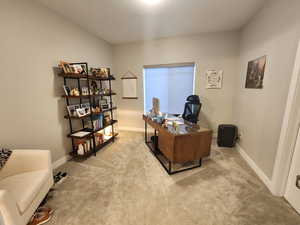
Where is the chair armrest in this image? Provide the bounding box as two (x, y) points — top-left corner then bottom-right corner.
(0, 190), (22, 225)
(0, 150), (52, 180)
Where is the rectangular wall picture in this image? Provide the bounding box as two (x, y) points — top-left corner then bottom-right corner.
(206, 70), (223, 89)
(245, 55), (266, 89)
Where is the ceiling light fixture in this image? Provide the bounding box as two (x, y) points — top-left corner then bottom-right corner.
(143, 0), (161, 5)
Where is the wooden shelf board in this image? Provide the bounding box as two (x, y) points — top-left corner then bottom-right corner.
(62, 93), (116, 98)
(68, 120), (118, 138)
(64, 107), (117, 119)
(59, 73), (115, 81)
(69, 133), (118, 158)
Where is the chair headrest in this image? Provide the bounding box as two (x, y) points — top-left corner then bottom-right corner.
(186, 95), (200, 104)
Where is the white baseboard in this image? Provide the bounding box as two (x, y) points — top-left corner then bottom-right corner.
(52, 155), (71, 170)
(118, 126), (145, 132)
(236, 143), (272, 191)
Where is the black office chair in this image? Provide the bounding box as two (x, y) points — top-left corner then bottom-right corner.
(182, 95), (201, 124)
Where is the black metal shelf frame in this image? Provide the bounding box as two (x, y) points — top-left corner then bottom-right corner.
(61, 62), (117, 158)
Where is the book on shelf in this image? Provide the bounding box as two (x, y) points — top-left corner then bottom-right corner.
(92, 114), (104, 131)
(71, 131), (91, 138)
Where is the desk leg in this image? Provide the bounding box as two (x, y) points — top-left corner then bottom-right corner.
(168, 161), (172, 174)
(154, 129), (158, 150)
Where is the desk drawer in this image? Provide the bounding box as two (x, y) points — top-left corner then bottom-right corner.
(158, 129), (175, 161)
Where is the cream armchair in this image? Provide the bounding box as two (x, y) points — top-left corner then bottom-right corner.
(0, 150), (53, 225)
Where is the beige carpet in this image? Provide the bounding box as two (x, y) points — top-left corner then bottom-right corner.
(45, 131), (300, 225)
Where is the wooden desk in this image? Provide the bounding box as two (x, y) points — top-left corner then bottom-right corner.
(143, 115), (213, 174)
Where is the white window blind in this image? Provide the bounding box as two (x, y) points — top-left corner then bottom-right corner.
(144, 64), (195, 114)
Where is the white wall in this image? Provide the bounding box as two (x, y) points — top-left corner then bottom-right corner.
(113, 32), (239, 132)
(0, 0), (112, 162)
(234, 0), (300, 178)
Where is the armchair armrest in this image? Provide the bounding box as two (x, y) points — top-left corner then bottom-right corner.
(0, 190), (22, 225)
(0, 150), (52, 180)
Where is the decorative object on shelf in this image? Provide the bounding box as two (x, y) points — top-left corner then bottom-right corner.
(81, 87), (89, 96)
(103, 125), (113, 137)
(70, 88), (80, 96)
(121, 71), (138, 99)
(58, 61), (117, 158)
(206, 70), (223, 89)
(99, 68), (110, 77)
(75, 139), (93, 156)
(90, 81), (100, 95)
(102, 88), (111, 95)
(77, 143), (85, 155)
(63, 85), (70, 96)
(92, 104), (101, 113)
(95, 133), (104, 146)
(90, 68), (100, 76)
(245, 55), (266, 89)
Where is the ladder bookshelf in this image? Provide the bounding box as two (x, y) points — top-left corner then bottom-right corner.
(58, 62), (118, 158)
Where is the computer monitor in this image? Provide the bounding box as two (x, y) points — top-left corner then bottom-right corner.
(152, 97), (160, 115)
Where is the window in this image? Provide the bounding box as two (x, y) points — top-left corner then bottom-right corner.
(144, 64), (195, 114)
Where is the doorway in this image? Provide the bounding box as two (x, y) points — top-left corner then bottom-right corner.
(285, 126), (300, 214)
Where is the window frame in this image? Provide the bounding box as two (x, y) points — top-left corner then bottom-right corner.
(143, 62), (196, 114)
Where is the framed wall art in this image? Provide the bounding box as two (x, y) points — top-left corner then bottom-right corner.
(206, 70), (223, 89)
(245, 56), (266, 89)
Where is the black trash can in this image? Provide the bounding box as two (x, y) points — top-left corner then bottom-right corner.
(217, 124), (238, 147)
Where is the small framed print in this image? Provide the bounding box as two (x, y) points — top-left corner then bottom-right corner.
(100, 99), (109, 109)
(67, 104), (80, 117)
(70, 62), (88, 75)
(81, 103), (91, 115)
(76, 108), (89, 117)
(206, 70), (223, 89)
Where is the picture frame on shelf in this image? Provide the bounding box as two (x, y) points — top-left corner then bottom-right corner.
(100, 99), (109, 109)
(104, 114), (111, 125)
(81, 103), (91, 115)
(90, 67), (110, 78)
(76, 108), (88, 117)
(67, 104), (80, 117)
(70, 63), (88, 75)
(90, 68), (101, 76)
(59, 61), (88, 75)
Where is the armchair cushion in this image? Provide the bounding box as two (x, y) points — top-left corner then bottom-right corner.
(0, 169), (51, 214)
